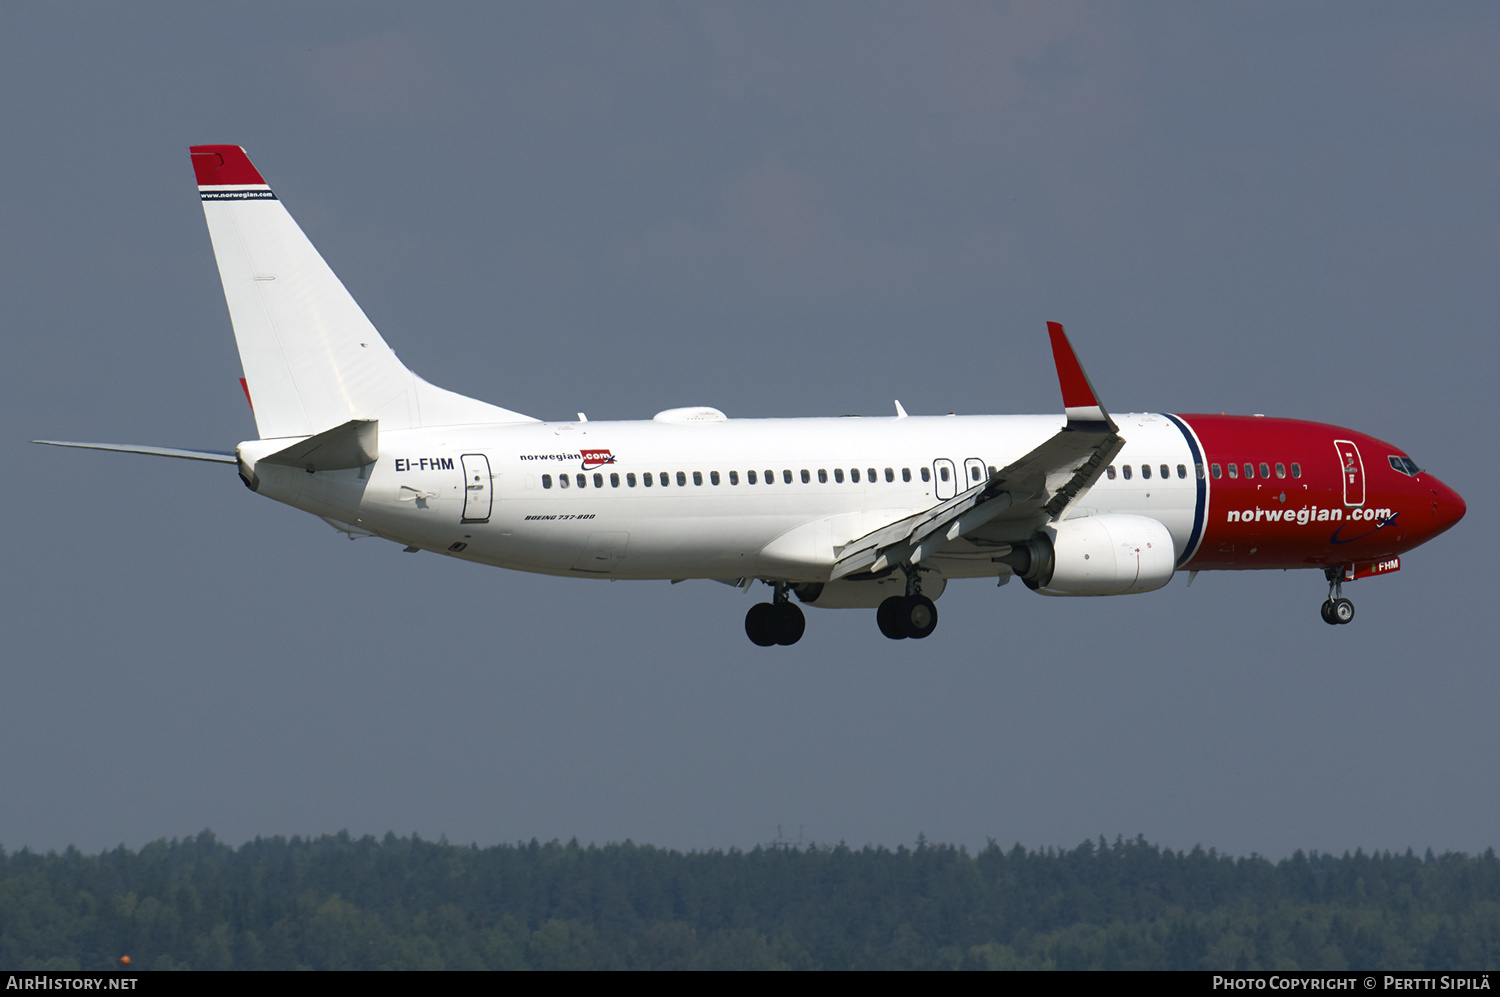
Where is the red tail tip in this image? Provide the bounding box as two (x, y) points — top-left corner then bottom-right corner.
(190, 145), (265, 186)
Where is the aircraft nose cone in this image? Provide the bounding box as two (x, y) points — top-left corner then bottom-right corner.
(1426, 478), (1466, 537)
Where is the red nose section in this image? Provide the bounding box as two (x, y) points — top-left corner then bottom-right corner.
(1426, 478), (1466, 539)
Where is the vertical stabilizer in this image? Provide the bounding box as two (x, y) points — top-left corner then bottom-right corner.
(191, 145), (535, 439)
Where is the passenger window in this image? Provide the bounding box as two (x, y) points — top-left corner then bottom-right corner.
(1227, 464), (1237, 479)
(747, 470), (757, 484)
(1275, 463), (1286, 479)
(989, 466), (997, 476)
(610, 472), (620, 487)
(1259, 463), (1270, 479)
(868, 468), (877, 482)
(542, 474), (553, 489)
(765, 470), (774, 484)
(1210, 464), (1221, 479)
(642, 473), (652, 487)
(1106, 466), (1116, 480)
(627, 473), (637, 487)
(1243, 463), (1254, 479)
(1177, 464), (1187, 479)
(938, 466), (950, 482)
(1122, 465), (1132, 480)
(677, 471), (687, 486)
(818, 469), (827, 483)
(594, 473), (603, 488)
(1194, 463), (1204, 480)
(559, 474), (570, 489)
(1160, 464), (1169, 480)
(1141, 464), (1151, 480)
(852, 468), (861, 483)
(800, 469), (810, 484)
(729, 470), (738, 485)
(921, 467), (930, 482)
(1291, 463), (1301, 478)
(660, 472), (670, 487)
(782, 469), (792, 484)
(885, 468), (895, 482)
(970, 465), (981, 481)
(710, 471), (720, 485)
(693, 471), (703, 486)
(575, 474), (585, 488)
(834, 468), (844, 483)
(903, 468), (912, 482)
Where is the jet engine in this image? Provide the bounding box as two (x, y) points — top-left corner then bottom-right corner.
(793, 570), (947, 608)
(996, 514), (1176, 596)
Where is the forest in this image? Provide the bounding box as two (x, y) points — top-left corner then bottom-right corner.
(1, 832), (1496, 970)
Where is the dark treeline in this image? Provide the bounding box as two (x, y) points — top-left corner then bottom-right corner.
(1, 832), (1497, 970)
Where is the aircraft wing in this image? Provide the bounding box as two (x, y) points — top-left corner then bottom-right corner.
(829, 323), (1123, 580)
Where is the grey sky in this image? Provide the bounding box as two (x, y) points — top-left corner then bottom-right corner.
(2, 2), (1495, 859)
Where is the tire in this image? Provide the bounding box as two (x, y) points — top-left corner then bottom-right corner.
(1332, 597), (1355, 625)
(897, 594), (938, 639)
(745, 603), (776, 646)
(770, 602), (806, 645)
(877, 597), (906, 640)
(1320, 600), (1338, 625)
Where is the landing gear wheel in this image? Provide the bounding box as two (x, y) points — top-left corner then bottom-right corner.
(769, 602), (806, 645)
(896, 594), (938, 639)
(877, 597), (907, 640)
(745, 603), (776, 646)
(1321, 567), (1355, 626)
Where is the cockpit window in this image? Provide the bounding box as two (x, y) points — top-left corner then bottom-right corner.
(1389, 455), (1421, 476)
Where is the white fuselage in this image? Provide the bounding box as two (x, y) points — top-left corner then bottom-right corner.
(240, 411), (1201, 584)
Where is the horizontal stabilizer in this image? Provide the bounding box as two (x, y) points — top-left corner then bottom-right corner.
(32, 441), (236, 463)
(258, 419), (377, 471)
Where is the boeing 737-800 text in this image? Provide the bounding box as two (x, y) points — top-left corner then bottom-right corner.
(35, 146), (1466, 645)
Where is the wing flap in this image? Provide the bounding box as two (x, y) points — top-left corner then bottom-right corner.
(832, 478), (1011, 579)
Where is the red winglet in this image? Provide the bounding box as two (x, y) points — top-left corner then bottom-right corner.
(1047, 321), (1098, 409)
(190, 145), (266, 186)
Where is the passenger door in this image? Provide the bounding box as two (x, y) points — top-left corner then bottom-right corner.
(933, 458), (957, 500)
(963, 458), (988, 488)
(460, 453), (493, 523)
(1333, 440), (1365, 508)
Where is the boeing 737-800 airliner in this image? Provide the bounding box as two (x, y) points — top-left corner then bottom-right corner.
(36, 146), (1466, 645)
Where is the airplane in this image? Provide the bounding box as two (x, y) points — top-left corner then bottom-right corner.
(35, 146), (1467, 646)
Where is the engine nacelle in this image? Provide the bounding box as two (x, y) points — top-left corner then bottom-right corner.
(793, 570), (947, 609)
(1000, 514), (1176, 597)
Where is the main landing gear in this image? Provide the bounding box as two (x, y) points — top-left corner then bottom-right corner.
(745, 581), (806, 646)
(1320, 566), (1355, 626)
(876, 567), (938, 640)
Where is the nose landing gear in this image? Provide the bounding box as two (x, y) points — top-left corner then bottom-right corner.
(745, 581), (806, 646)
(1320, 567), (1355, 625)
